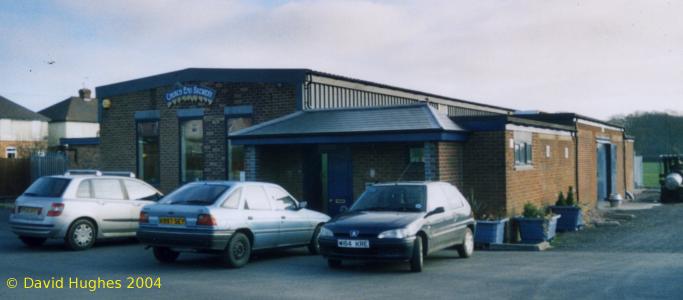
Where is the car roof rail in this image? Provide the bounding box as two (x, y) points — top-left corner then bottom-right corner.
(101, 171), (136, 178)
(64, 169), (102, 176)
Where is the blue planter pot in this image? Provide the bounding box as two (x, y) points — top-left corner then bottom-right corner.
(474, 218), (509, 245)
(516, 215), (560, 244)
(549, 206), (583, 232)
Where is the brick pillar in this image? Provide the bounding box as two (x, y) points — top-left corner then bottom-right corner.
(245, 145), (258, 181)
(424, 142), (438, 181)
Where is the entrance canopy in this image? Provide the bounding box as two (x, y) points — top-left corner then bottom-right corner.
(230, 104), (468, 145)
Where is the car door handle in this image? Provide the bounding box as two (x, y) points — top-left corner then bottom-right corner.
(281, 216), (286, 220)
(248, 216), (253, 220)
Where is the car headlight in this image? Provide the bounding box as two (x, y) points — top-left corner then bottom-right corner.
(378, 228), (411, 239)
(319, 227), (334, 238)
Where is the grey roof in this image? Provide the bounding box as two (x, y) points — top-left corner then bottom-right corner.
(231, 104), (465, 137)
(0, 95), (50, 121)
(39, 96), (98, 123)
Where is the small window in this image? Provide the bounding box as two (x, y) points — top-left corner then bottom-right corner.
(5, 147), (17, 159)
(222, 188), (242, 209)
(545, 145), (551, 158)
(91, 179), (126, 200)
(77, 181), (92, 198)
(266, 186), (297, 210)
(409, 147), (424, 163)
(124, 180), (159, 201)
(514, 142), (533, 165)
(243, 186), (271, 210)
(564, 147), (569, 159)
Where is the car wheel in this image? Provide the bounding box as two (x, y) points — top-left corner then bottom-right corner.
(153, 247), (180, 263)
(19, 236), (46, 247)
(220, 232), (251, 268)
(308, 225), (322, 255)
(410, 236), (424, 272)
(456, 228), (474, 258)
(65, 219), (96, 251)
(327, 259), (342, 268)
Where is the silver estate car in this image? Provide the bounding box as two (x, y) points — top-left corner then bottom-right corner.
(9, 170), (163, 250)
(137, 181), (330, 268)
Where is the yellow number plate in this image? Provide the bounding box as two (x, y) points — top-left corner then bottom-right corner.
(159, 217), (186, 225)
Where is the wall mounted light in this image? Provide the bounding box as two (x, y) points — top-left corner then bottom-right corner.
(102, 99), (112, 110)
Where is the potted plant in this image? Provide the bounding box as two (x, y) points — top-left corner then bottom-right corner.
(549, 186), (583, 232)
(469, 191), (509, 245)
(515, 202), (560, 244)
(474, 213), (509, 245)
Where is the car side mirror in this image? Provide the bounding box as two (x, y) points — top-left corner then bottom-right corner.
(298, 201), (308, 210)
(425, 206), (445, 218)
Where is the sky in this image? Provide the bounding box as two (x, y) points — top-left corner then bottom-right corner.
(1, 0), (682, 120)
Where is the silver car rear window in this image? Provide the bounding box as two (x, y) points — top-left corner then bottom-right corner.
(23, 177), (71, 198)
(161, 184), (230, 206)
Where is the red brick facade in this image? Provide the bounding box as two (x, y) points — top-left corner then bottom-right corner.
(504, 131), (575, 215)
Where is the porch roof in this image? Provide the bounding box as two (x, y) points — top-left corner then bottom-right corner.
(230, 104), (468, 145)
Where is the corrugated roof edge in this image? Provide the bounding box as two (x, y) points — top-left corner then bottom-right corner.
(309, 70), (515, 113)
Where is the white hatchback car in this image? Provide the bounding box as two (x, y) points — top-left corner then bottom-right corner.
(9, 170), (163, 250)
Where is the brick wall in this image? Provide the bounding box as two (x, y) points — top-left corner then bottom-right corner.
(66, 145), (100, 169)
(505, 131), (576, 215)
(351, 143), (424, 199)
(0, 141), (47, 158)
(100, 82), (297, 193)
(575, 123), (626, 209)
(257, 145), (304, 199)
(462, 131), (507, 216)
(436, 142), (464, 189)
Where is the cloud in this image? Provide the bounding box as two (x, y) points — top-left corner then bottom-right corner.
(1, 0), (682, 119)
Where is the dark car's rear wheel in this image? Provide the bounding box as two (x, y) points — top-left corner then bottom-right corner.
(327, 259), (342, 268)
(19, 236), (46, 247)
(308, 225), (322, 255)
(65, 219), (96, 251)
(220, 232), (251, 268)
(456, 228), (474, 258)
(153, 247), (180, 263)
(410, 236), (424, 272)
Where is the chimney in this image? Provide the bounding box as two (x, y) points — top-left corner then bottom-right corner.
(79, 88), (92, 100)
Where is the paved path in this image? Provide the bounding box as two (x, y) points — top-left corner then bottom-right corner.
(0, 203), (681, 299)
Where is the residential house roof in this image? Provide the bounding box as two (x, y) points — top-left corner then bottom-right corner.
(39, 96), (98, 123)
(0, 95), (50, 121)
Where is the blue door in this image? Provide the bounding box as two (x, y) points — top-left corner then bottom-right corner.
(326, 149), (353, 216)
(597, 144), (608, 201)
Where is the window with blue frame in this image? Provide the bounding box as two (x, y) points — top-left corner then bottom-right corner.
(136, 121), (160, 184)
(180, 118), (204, 182)
(226, 115), (253, 180)
(514, 142), (533, 165)
(225, 105), (254, 180)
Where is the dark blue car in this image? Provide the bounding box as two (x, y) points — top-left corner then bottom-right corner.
(318, 182), (475, 272)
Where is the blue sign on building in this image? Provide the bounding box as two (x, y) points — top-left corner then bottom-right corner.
(165, 85), (216, 107)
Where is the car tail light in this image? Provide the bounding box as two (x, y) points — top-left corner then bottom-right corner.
(139, 212), (149, 224)
(47, 203), (64, 217)
(197, 214), (217, 226)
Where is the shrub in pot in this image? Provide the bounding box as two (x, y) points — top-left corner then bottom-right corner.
(515, 203), (560, 244)
(549, 186), (583, 232)
(474, 213), (509, 245)
(469, 192), (508, 245)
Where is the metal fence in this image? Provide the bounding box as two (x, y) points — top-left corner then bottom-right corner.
(30, 152), (69, 182)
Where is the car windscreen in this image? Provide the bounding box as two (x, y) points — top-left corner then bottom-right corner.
(23, 177), (71, 198)
(350, 185), (427, 212)
(160, 184), (230, 206)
